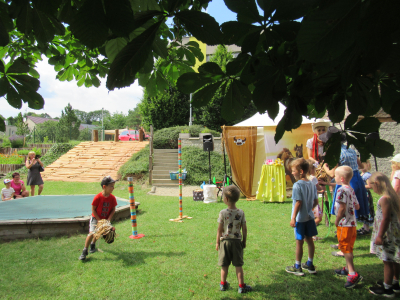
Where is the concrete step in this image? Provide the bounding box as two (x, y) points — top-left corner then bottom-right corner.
(153, 174), (172, 180)
(154, 149), (178, 153)
(153, 163), (177, 169)
(153, 170), (171, 175)
(153, 158), (177, 163)
(152, 178), (181, 185)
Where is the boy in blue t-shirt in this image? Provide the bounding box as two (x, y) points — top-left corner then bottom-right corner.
(286, 158), (318, 276)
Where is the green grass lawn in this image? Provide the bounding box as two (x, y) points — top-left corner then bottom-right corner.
(0, 181), (382, 299)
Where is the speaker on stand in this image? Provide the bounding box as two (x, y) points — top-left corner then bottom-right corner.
(203, 134), (214, 184)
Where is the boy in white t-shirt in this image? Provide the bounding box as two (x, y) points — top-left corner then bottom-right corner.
(333, 166), (362, 289)
(2, 179), (15, 201)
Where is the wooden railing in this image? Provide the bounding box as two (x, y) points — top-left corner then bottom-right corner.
(0, 164), (25, 174)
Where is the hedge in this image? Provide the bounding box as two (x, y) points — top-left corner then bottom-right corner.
(153, 125), (221, 149)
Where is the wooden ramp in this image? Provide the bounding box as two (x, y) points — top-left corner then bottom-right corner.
(41, 141), (148, 182)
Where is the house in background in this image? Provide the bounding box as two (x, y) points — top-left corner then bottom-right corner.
(25, 116), (59, 132)
(0, 121), (17, 138)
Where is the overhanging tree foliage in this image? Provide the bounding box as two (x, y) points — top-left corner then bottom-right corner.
(0, 0), (399, 166)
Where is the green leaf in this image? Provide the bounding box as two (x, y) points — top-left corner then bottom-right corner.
(192, 81), (222, 108)
(241, 29), (261, 54)
(324, 132), (342, 168)
(366, 138), (394, 158)
(16, 3), (34, 35)
(186, 44), (204, 62)
(32, 0), (63, 16)
(155, 70), (168, 92)
(90, 74), (101, 87)
(221, 82), (245, 121)
(105, 38), (128, 63)
(198, 62), (224, 75)
(297, 0), (360, 63)
(328, 93), (345, 123)
(344, 113), (358, 130)
(0, 46), (8, 59)
(138, 72), (150, 87)
(85, 77), (92, 87)
(107, 21), (162, 90)
(14, 83), (44, 109)
(0, 118), (5, 132)
(176, 72), (213, 94)
(175, 11), (223, 45)
(146, 73), (157, 98)
(0, 76), (10, 97)
(77, 76), (85, 87)
(7, 57), (30, 74)
(226, 53), (250, 76)
(32, 9), (56, 44)
(350, 117), (381, 134)
(380, 80), (400, 113)
(274, 115), (286, 144)
(0, 59), (4, 73)
(104, 0), (135, 37)
(69, 0), (109, 49)
(11, 75), (40, 91)
(272, 0), (317, 22)
(0, 18), (10, 47)
(28, 68), (40, 79)
(231, 79), (252, 107)
(6, 85), (22, 109)
(221, 21), (259, 46)
(132, 10), (163, 29)
(224, 0), (261, 24)
(182, 48), (196, 66)
(152, 37), (168, 59)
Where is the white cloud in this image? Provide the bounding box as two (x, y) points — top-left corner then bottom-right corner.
(1, 59), (144, 119)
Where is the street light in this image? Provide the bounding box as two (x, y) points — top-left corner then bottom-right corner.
(102, 107), (104, 141)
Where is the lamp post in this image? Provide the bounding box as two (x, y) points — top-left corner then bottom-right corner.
(189, 93), (192, 126)
(101, 107), (104, 141)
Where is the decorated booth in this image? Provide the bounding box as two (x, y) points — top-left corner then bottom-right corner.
(223, 103), (323, 201)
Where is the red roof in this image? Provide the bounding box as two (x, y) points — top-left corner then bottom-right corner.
(27, 116), (58, 124)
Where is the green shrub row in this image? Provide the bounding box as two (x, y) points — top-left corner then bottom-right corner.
(17, 147), (42, 155)
(181, 146), (230, 186)
(153, 125), (221, 149)
(118, 145), (150, 179)
(4, 143), (76, 178)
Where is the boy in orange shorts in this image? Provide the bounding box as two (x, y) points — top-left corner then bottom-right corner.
(334, 166), (362, 288)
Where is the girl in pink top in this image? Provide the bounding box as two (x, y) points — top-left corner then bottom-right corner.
(11, 172), (29, 198)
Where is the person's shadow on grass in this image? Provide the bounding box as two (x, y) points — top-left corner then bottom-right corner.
(105, 249), (185, 266)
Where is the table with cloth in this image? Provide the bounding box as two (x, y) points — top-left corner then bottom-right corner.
(256, 163), (286, 202)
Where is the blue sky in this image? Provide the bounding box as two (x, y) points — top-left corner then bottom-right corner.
(1, 2), (239, 119)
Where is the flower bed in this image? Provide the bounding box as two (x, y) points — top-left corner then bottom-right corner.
(0, 153), (25, 164)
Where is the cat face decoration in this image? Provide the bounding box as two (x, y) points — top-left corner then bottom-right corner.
(233, 137), (246, 146)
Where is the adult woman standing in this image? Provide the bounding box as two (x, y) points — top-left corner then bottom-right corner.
(10, 172), (29, 198)
(26, 151), (44, 196)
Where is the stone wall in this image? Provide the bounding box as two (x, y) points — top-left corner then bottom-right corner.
(374, 122), (400, 177)
(181, 136), (223, 154)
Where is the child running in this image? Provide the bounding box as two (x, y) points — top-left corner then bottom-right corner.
(369, 172), (400, 297)
(1, 179), (15, 201)
(286, 158), (318, 276)
(216, 185), (252, 294)
(79, 176), (117, 260)
(391, 154), (400, 197)
(333, 166), (362, 288)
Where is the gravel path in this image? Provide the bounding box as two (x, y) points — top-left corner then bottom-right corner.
(148, 185), (202, 197)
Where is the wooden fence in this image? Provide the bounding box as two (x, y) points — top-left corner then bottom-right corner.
(1, 148), (50, 156)
(0, 164), (25, 174)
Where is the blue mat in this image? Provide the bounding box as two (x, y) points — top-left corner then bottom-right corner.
(0, 195), (129, 220)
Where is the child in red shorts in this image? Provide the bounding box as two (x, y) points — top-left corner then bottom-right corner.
(334, 166), (362, 288)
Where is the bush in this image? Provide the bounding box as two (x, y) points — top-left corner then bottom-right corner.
(181, 146), (230, 186)
(153, 125), (221, 149)
(2, 136), (11, 148)
(17, 148), (42, 156)
(9, 135), (24, 148)
(118, 145), (149, 179)
(4, 143), (76, 178)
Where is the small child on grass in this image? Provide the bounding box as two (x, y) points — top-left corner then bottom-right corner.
(1, 179), (15, 201)
(79, 176), (117, 260)
(333, 166), (362, 288)
(368, 172), (400, 297)
(216, 185), (252, 294)
(286, 158), (318, 276)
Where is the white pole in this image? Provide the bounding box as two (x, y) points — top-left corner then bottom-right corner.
(102, 108), (104, 141)
(189, 93), (192, 126)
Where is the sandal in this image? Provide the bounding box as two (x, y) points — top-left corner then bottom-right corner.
(330, 244), (339, 249)
(358, 229), (370, 235)
(313, 236), (323, 241)
(331, 251), (345, 257)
